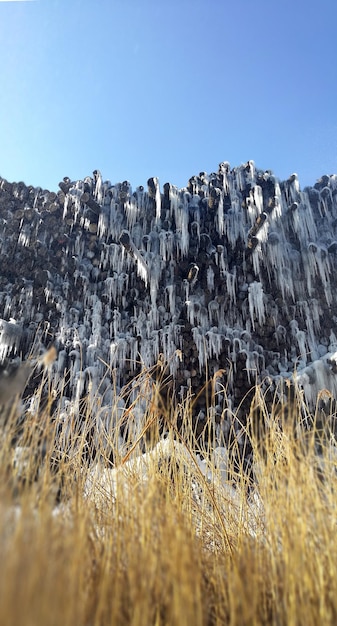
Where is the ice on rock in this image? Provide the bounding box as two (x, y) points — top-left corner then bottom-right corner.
(2, 163), (337, 457)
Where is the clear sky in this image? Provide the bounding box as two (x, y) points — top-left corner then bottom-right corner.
(0, 0), (336, 192)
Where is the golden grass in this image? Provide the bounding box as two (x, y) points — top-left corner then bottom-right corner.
(1, 363), (337, 625)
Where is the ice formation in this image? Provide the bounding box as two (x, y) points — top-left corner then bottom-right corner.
(1, 164), (337, 454)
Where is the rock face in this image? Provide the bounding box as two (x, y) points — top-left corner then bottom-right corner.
(1, 163), (337, 457)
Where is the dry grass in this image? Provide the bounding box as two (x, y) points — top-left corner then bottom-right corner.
(1, 362), (337, 625)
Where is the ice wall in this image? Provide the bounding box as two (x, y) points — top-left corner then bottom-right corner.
(1, 164), (337, 448)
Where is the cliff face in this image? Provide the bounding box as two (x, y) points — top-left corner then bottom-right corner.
(1, 163), (337, 453)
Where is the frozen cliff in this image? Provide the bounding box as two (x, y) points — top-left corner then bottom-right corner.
(1, 162), (337, 456)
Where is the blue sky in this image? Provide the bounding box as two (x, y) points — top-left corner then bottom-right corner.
(0, 0), (336, 192)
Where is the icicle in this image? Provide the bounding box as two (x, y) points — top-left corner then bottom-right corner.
(303, 246), (332, 305)
(166, 187), (189, 259)
(190, 220), (200, 247)
(18, 223), (31, 247)
(186, 297), (201, 326)
(134, 185), (145, 210)
(89, 296), (102, 348)
(138, 337), (155, 369)
(291, 196), (317, 245)
(218, 161), (230, 194)
(182, 278), (190, 303)
(252, 184), (264, 215)
(224, 270), (236, 306)
(166, 284), (176, 316)
(112, 309), (121, 338)
(207, 266), (215, 292)
(97, 209), (109, 239)
(297, 300), (320, 360)
(319, 187), (333, 217)
(316, 248), (332, 306)
(159, 324), (180, 374)
(245, 351), (259, 385)
(215, 245), (228, 275)
(208, 299), (219, 324)
(192, 326), (207, 372)
(175, 208), (189, 258)
(224, 194), (245, 248)
(274, 325), (287, 346)
(245, 160), (256, 185)
(289, 319), (307, 366)
(329, 331), (337, 352)
(110, 336), (129, 371)
(44, 280), (54, 303)
(119, 230), (149, 286)
(104, 275), (118, 308)
(168, 184), (179, 214)
(147, 177), (161, 221)
(234, 166), (245, 191)
(93, 170), (103, 205)
(248, 282), (265, 330)
(159, 230), (175, 262)
(230, 337), (242, 372)
(287, 173), (300, 203)
(0, 318), (22, 362)
(74, 233), (85, 259)
(155, 179), (161, 221)
(206, 328), (223, 360)
(215, 192), (224, 236)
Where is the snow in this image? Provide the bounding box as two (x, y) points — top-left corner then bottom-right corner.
(84, 436), (263, 539)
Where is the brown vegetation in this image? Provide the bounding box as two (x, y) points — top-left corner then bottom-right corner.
(1, 362), (337, 625)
